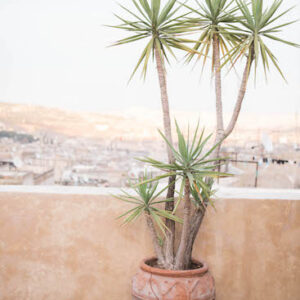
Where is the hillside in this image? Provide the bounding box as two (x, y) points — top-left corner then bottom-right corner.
(0, 102), (298, 145)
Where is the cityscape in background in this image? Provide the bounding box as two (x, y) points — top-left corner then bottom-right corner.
(0, 102), (299, 189)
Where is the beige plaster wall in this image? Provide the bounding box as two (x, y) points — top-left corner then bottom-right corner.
(0, 187), (299, 300)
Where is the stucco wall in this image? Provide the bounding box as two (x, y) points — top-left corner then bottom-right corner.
(0, 186), (299, 300)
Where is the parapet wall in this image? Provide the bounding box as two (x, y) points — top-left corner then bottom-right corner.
(0, 186), (299, 300)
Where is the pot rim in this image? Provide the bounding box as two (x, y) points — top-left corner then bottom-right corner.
(140, 257), (208, 278)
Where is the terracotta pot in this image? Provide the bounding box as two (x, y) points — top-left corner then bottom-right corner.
(132, 257), (215, 300)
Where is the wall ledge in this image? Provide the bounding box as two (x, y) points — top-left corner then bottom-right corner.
(0, 185), (299, 200)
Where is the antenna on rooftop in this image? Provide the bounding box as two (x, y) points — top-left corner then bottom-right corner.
(261, 133), (273, 153)
(295, 109), (299, 146)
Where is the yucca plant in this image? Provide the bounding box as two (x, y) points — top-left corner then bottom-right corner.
(117, 122), (230, 270)
(110, 0), (197, 267)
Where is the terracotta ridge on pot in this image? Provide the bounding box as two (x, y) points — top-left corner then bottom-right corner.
(140, 257), (209, 277)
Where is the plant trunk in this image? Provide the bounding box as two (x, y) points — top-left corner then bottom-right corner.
(182, 207), (205, 268)
(225, 46), (254, 137)
(174, 178), (191, 270)
(145, 213), (165, 267)
(213, 33), (225, 158)
(154, 46), (175, 268)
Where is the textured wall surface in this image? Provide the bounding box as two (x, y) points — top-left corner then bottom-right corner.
(0, 187), (299, 300)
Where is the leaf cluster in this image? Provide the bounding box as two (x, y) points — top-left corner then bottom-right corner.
(115, 121), (230, 231)
(139, 121), (231, 211)
(111, 0), (299, 81)
(182, 0), (299, 79)
(184, 0), (242, 69)
(220, 0), (299, 80)
(109, 0), (197, 80)
(115, 172), (182, 234)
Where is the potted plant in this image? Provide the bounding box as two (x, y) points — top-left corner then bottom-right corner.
(110, 0), (298, 299)
(116, 122), (229, 299)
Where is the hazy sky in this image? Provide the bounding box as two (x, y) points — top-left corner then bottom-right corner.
(0, 0), (299, 114)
